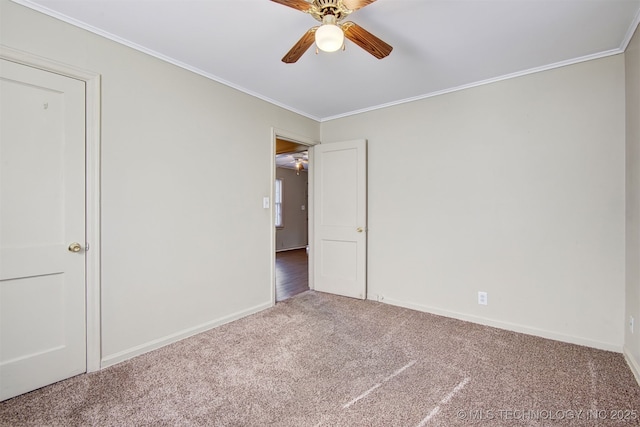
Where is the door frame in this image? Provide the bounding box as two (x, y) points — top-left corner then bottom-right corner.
(270, 128), (318, 304)
(1, 44), (102, 372)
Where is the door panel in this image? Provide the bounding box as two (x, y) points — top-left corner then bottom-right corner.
(320, 240), (358, 280)
(0, 59), (86, 401)
(313, 140), (367, 299)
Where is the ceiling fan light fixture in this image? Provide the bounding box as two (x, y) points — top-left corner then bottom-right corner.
(315, 14), (344, 52)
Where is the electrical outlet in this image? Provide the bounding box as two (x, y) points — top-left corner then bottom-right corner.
(631, 316), (635, 334)
(478, 291), (488, 305)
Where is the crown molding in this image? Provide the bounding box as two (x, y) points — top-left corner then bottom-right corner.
(10, 0), (322, 122)
(11, 0), (635, 124)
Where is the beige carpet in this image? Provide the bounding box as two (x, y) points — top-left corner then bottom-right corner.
(1, 291), (639, 426)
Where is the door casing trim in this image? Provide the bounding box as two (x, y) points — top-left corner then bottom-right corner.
(1, 44), (102, 372)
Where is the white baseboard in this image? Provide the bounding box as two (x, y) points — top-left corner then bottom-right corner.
(101, 301), (273, 368)
(380, 296), (622, 353)
(623, 346), (640, 386)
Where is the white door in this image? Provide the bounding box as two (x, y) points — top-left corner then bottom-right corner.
(0, 59), (86, 401)
(313, 139), (367, 299)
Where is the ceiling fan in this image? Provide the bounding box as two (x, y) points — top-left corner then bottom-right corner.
(271, 0), (393, 63)
(290, 152), (308, 174)
(277, 151), (309, 174)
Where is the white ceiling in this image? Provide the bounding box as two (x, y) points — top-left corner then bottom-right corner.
(13, 0), (640, 121)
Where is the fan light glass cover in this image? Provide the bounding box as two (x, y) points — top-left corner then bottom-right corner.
(315, 15), (344, 52)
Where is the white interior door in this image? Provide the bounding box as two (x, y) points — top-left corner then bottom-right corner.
(0, 59), (86, 401)
(313, 139), (367, 299)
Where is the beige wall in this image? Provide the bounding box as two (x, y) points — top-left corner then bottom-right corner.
(1, 0), (635, 369)
(275, 167), (308, 251)
(626, 24), (640, 379)
(322, 55), (626, 351)
(0, 0), (320, 364)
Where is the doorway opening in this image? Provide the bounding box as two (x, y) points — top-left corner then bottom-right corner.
(274, 137), (310, 302)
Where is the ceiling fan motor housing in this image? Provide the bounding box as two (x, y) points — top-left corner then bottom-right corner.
(310, 0), (351, 22)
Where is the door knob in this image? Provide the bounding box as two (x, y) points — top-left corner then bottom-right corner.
(357, 227), (364, 233)
(68, 242), (82, 253)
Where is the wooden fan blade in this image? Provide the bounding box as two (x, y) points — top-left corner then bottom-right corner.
(270, 0), (314, 12)
(282, 27), (318, 63)
(342, 0), (376, 11)
(342, 21), (392, 59)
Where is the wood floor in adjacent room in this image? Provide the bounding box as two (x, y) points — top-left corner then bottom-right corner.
(275, 248), (309, 302)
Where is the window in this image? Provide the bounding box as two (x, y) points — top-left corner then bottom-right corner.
(275, 178), (283, 228)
